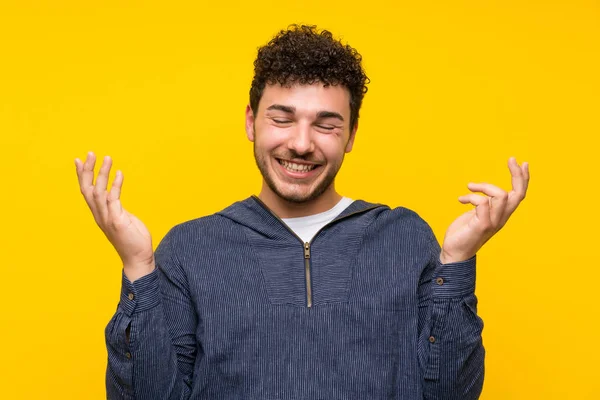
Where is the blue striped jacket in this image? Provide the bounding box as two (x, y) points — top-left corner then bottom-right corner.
(105, 196), (484, 399)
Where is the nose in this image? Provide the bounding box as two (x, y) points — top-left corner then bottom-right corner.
(287, 123), (315, 155)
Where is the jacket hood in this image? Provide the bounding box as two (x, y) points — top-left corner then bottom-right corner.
(217, 195), (388, 242)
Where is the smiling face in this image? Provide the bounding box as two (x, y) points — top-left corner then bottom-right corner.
(246, 82), (357, 216)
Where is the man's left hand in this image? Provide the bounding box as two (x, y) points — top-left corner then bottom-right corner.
(440, 157), (530, 264)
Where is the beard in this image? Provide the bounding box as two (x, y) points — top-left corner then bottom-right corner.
(253, 142), (343, 204)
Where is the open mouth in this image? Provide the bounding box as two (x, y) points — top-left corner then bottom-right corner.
(277, 159), (320, 173)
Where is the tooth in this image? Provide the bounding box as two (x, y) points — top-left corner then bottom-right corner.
(279, 160), (317, 173)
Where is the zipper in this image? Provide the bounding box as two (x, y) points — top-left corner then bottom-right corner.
(251, 195), (383, 308)
(304, 242), (312, 307)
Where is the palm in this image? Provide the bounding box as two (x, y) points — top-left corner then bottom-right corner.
(440, 157), (530, 264)
(442, 209), (483, 260)
(75, 152), (155, 268)
(109, 208), (153, 265)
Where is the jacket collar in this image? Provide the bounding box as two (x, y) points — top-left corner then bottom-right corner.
(217, 195), (387, 241)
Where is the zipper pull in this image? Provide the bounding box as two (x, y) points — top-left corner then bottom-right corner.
(304, 242), (310, 258)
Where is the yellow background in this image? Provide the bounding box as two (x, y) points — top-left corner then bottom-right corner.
(1, 0), (598, 398)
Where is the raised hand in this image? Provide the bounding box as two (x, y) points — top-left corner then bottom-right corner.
(75, 152), (155, 281)
(440, 157), (530, 264)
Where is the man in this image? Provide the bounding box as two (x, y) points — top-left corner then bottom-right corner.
(75, 25), (530, 399)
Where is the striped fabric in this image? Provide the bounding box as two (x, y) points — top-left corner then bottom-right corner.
(105, 196), (484, 399)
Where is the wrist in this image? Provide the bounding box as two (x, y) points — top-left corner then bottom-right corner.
(123, 260), (156, 282)
(439, 250), (474, 264)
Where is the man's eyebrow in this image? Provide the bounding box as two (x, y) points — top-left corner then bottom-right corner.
(266, 105), (344, 122)
(266, 104), (296, 113)
(316, 111), (344, 122)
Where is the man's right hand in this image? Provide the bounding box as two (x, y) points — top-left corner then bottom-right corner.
(75, 151), (155, 282)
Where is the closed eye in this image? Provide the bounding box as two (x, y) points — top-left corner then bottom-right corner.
(317, 125), (335, 130)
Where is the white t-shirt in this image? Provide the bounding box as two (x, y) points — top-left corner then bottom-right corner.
(282, 197), (354, 243)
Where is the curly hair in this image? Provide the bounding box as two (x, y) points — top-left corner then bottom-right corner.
(249, 24), (369, 131)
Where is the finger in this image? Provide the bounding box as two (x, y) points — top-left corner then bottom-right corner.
(74, 157), (81, 172)
(74, 158), (83, 184)
(521, 161), (530, 197)
(107, 170), (124, 219)
(74, 157), (85, 194)
(467, 182), (506, 198)
(107, 169), (123, 202)
(74, 156), (89, 184)
(458, 193), (488, 206)
(467, 182), (508, 226)
(92, 156), (112, 223)
(523, 161), (530, 181)
(78, 151), (97, 193)
(506, 157), (530, 213)
(76, 152), (99, 213)
(94, 155), (112, 193)
(508, 157), (527, 198)
(458, 193), (492, 228)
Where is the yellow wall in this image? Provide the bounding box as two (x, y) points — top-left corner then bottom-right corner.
(1, 1), (598, 398)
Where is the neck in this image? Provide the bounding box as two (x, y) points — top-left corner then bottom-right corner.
(258, 182), (342, 218)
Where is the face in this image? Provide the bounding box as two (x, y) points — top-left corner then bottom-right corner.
(246, 83), (357, 204)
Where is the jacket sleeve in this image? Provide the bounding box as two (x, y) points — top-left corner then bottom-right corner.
(105, 227), (198, 399)
(417, 226), (485, 400)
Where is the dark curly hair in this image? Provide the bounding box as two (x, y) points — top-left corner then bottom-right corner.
(250, 24), (369, 131)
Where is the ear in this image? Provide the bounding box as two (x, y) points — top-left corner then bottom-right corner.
(245, 104), (255, 142)
(345, 122), (358, 153)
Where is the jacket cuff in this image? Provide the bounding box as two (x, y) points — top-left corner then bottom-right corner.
(433, 255), (477, 299)
(118, 268), (161, 316)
